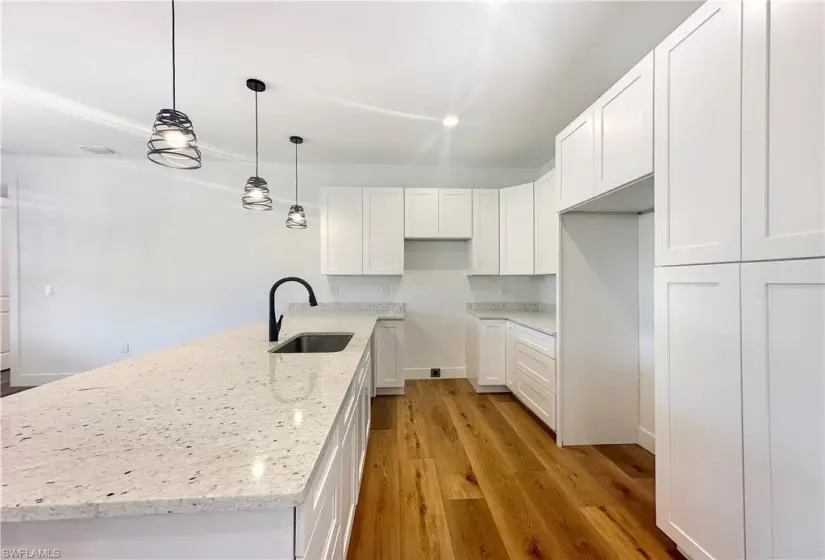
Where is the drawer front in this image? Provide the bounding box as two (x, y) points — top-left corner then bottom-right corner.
(296, 432), (340, 554)
(516, 367), (556, 430)
(516, 325), (555, 358)
(515, 342), (556, 394)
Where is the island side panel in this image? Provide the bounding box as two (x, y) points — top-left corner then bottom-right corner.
(1, 507), (295, 559)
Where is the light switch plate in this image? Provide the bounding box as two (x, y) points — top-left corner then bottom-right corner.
(45, 285), (54, 296)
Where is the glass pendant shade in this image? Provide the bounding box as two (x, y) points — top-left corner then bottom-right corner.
(147, 109), (202, 169)
(286, 204), (307, 229)
(242, 176), (272, 211)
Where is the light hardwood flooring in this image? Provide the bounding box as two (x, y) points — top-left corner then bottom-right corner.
(347, 379), (683, 560)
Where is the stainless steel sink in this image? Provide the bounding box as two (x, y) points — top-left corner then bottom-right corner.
(270, 332), (354, 354)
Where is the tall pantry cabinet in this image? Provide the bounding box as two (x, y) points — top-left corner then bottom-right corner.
(654, 2), (824, 560)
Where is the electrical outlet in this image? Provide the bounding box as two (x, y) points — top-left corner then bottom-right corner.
(430, 368), (441, 378)
(120, 343), (130, 354)
(44, 285), (54, 296)
(330, 285), (339, 296)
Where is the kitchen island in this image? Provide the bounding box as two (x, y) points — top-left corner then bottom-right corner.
(1, 310), (402, 559)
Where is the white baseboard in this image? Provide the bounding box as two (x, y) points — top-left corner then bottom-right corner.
(404, 367), (465, 380)
(376, 387), (404, 396)
(638, 426), (655, 454)
(12, 372), (73, 387)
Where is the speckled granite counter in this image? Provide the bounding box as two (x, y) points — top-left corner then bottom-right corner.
(1, 311), (402, 522)
(467, 309), (557, 336)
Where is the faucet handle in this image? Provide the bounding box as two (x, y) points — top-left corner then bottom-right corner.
(277, 314), (284, 332)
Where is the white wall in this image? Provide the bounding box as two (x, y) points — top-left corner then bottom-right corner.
(1, 154), (544, 384)
(637, 212), (654, 452)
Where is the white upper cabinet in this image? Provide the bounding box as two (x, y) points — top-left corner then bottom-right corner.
(655, 263), (744, 560)
(500, 183), (534, 275)
(594, 52), (654, 197)
(741, 258), (825, 560)
(742, 0), (825, 261)
(404, 189), (439, 238)
(321, 187), (363, 275)
(470, 189), (499, 275)
(362, 189), (404, 275)
(556, 108), (596, 211)
(405, 188), (472, 239)
(654, 1), (742, 266)
(438, 189), (473, 239)
(533, 169), (558, 275)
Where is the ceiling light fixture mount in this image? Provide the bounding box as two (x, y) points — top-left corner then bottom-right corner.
(442, 114), (459, 128)
(286, 136), (307, 229)
(147, 0), (202, 170)
(242, 78), (273, 211)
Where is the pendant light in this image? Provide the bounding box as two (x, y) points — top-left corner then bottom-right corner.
(286, 136), (307, 229)
(241, 79), (273, 211)
(147, 0), (202, 169)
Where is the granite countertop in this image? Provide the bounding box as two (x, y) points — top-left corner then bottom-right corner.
(468, 309), (557, 336)
(0, 311), (402, 522)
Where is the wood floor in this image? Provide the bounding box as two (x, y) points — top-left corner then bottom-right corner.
(347, 379), (682, 560)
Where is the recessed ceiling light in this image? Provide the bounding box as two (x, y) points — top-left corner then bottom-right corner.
(442, 114), (459, 128)
(79, 145), (116, 155)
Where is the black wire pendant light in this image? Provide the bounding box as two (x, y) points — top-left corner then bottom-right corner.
(242, 79), (273, 211)
(286, 136), (307, 228)
(147, 0), (202, 169)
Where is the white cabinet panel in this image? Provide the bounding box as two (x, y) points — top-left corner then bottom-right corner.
(533, 170), (558, 275)
(321, 188), (363, 275)
(654, 263), (744, 560)
(742, 0), (825, 260)
(404, 189), (439, 239)
(499, 183), (534, 275)
(374, 321), (404, 389)
(438, 189), (472, 239)
(340, 410), (357, 553)
(478, 320), (506, 386)
(594, 52), (653, 195)
(655, 1), (742, 266)
(742, 259), (825, 560)
(362, 188), (404, 275)
(505, 322), (516, 392)
(556, 108), (596, 210)
(470, 189), (499, 275)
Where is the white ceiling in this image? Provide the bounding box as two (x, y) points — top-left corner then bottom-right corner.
(1, 1), (699, 168)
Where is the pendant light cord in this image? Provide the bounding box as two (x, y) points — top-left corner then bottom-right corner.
(294, 141), (299, 204)
(171, 0), (177, 110)
(254, 91), (259, 178)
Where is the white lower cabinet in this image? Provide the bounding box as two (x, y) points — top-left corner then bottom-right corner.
(373, 320), (405, 393)
(654, 263), (744, 560)
(467, 315), (557, 431)
(466, 317), (507, 390)
(741, 258), (825, 560)
(297, 341), (374, 560)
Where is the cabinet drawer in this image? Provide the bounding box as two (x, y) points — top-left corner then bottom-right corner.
(296, 432), (339, 555)
(515, 325), (555, 358)
(516, 367), (556, 430)
(515, 342), (556, 394)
